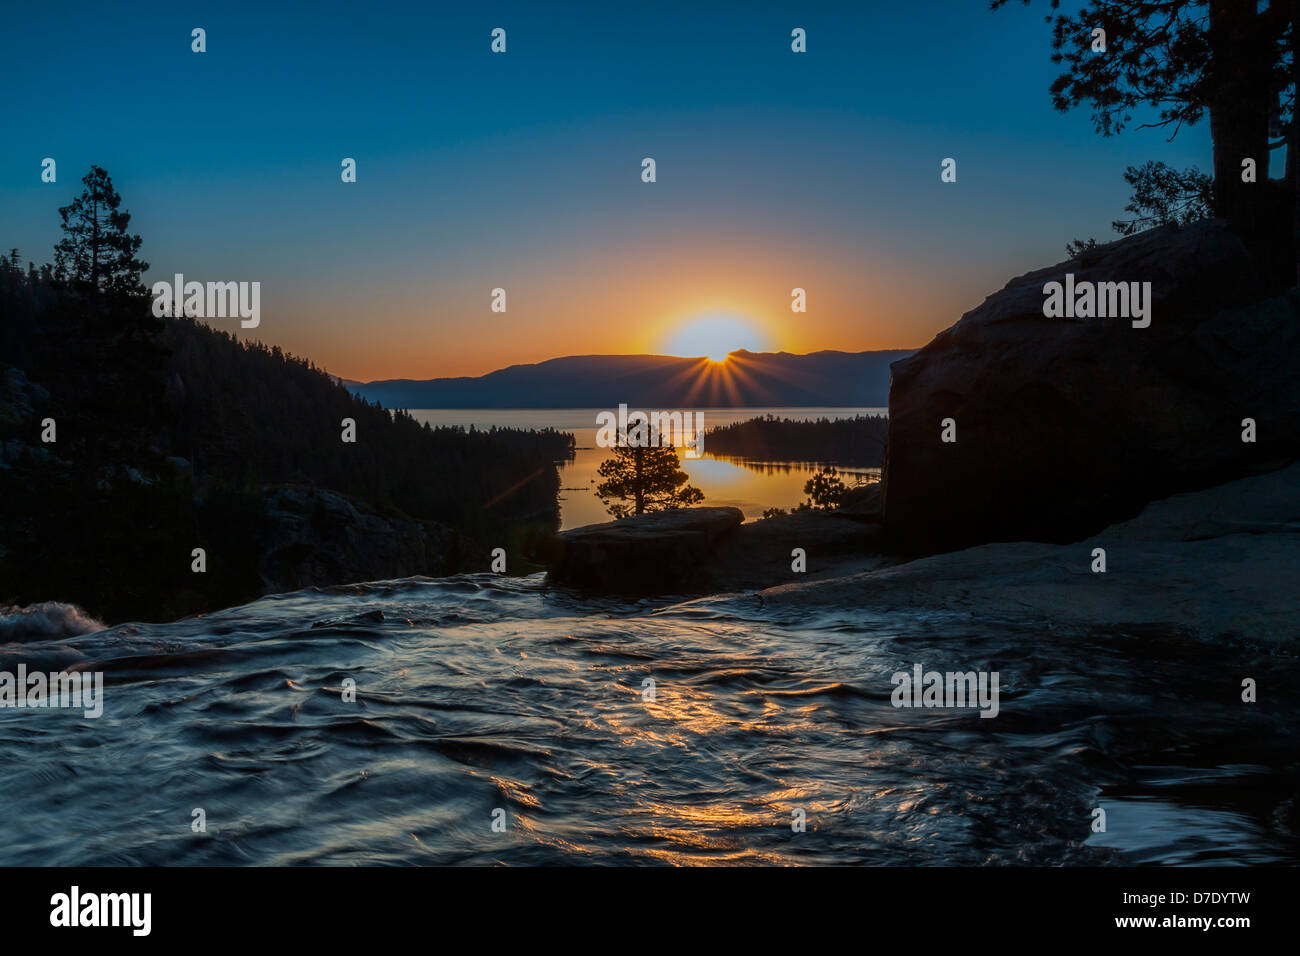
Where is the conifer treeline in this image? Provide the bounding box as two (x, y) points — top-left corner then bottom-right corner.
(158, 314), (574, 525)
(704, 414), (887, 467)
(1, 253), (574, 623)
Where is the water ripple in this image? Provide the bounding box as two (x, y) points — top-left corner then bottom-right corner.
(0, 574), (1295, 865)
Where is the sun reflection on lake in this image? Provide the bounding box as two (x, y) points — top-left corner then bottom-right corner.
(406, 408), (884, 529)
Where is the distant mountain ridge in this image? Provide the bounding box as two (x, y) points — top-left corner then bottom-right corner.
(346, 349), (913, 409)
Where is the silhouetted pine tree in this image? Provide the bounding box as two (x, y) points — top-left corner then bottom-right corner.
(595, 444), (703, 517)
(54, 165), (148, 296)
(48, 165), (166, 465)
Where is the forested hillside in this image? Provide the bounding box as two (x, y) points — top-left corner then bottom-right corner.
(704, 414), (888, 467)
(0, 171), (572, 622)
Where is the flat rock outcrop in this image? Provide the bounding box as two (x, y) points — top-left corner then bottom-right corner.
(547, 507), (743, 593)
(704, 508), (894, 591)
(757, 462), (1300, 642)
(547, 505), (898, 595)
(883, 219), (1300, 553)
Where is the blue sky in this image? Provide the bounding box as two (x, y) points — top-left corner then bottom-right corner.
(1, 1), (1218, 379)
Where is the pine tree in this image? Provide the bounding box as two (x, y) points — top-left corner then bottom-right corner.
(54, 165), (149, 296)
(49, 166), (165, 464)
(595, 444), (704, 518)
(803, 466), (848, 510)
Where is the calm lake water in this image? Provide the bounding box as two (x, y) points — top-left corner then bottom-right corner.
(407, 408), (885, 529)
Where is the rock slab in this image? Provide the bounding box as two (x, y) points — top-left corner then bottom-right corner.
(547, 507), (744, 593)
(759, 462), (1300, 643)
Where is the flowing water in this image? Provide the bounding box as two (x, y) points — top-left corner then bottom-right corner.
(1, 575), (1296, 866)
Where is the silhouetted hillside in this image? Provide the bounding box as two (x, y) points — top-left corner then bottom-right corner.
(349, 349), (911, 409)
(159, 316), (572, 525)
(1, 257), (572, 623)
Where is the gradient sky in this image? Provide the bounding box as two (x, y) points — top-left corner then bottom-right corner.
(2, 0), (1216, 380)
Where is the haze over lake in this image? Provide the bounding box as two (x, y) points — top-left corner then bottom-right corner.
(407, 408), (885, 529)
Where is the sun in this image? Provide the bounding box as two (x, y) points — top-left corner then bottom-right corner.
(660, 314), (769, 363)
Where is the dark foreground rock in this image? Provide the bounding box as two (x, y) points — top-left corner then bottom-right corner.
(259, 486), (457, 594)
(884, 219), (1300, 554)
(705, 508), (895, 591)
(547, 507), (743, 593)
(834, 481), (882, 521)
(547, 504), (900, 595)
(755, 462), (1300, 642)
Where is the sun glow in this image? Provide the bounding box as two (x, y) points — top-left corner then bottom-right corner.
(661, 314), (769, 363)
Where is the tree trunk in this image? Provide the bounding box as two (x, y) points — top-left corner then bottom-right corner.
(1293, 0), (1300, 286)
(634, 446), (644, 514)
(91, 195), (99, 294)
(1207, 0), (1271, 248)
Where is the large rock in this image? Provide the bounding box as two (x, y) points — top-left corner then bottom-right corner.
(884, 220), (1300, 553)
(547, 507), (743, 593)
(834, 480), (882, 521)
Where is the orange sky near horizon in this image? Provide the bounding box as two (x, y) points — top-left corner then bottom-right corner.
(6, 2), (1224, 386)
(247, 236), (995, 382)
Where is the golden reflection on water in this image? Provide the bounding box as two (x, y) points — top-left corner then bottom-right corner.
(497, 673), (843, 864)
(404, 407), (883, 530)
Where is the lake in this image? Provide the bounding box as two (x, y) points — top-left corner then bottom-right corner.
(406, 407), (885, 529)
